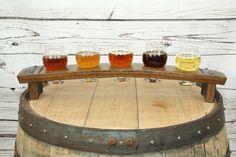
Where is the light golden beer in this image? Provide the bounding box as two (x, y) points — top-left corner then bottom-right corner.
(176, 54), (201, 71)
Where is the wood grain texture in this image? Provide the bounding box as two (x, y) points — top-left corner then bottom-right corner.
(27, 82), (43, 100)
(29, 79), (215, 129)
(0, 101), (18, 120)
(84, 78), (137, 129)
(17, 64), (227, 85)
(0, 151), (15, 157)
(204, 138), (217, 157)
(112, 0), (236, 20)
(193, 143), (206, 157)
(136, 79), (214, 128)
(213, 126), (229, 156)
(205, 84), (216, 103)
(165, 147), (194, 157)
(0, 137), (15, 150)
(30, 79), (97, 126)
(0, 0), (235, 20)
(0, 20), (235, 56)
(0, 121), (17, 135)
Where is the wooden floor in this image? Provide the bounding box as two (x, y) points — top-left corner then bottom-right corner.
(0, 0), (236, 156)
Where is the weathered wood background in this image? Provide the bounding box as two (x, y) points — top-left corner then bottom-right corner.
(0, 0), (236, 156)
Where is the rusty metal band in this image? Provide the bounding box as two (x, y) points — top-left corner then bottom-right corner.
(18, 90), (225, 155)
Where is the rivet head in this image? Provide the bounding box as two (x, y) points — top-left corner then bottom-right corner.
(43, 129), (47, 133)
(64, 135), (68, 139)
(29, 123), (33, 127)
(198, 130), (201, 134)
(124, 138), (133, 146)
(119, 141), (123, 145)
(177, 136), (181, 140)
(89, 138), (94, 144)
(217, 118), (221, 122)
(108, 137), (117, 146)
(207, 126), (210, 130)
(150, 140), (155, 145)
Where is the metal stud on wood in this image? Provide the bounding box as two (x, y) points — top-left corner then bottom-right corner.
(207, 126), (210, 130)
(89, 138), (94, 144)
(150, 140), (155, 145)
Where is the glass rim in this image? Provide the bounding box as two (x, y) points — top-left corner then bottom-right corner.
(109, 49), (133, 54)
(76, 51), (100, 55)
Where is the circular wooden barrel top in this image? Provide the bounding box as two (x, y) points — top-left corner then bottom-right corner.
(29, 78), (215, 129)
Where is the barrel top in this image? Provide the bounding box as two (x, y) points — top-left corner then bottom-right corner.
(17, 64), (227, 85)
(29, 78), (215, 129)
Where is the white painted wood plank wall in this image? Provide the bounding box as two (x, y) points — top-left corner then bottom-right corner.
(0, 0), (236, 156)
(0, 0), (235, 19)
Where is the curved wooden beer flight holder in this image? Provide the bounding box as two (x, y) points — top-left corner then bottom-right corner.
(17, 63), (227, 102)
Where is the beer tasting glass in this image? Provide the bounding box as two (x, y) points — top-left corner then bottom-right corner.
(108, 42), (133, 82)
(43, 45), (67, 71)
(142, 41), (168, 83)
(175, 46), (201, 86)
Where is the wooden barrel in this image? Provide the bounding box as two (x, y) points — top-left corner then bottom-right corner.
(15, 78), (230, 157)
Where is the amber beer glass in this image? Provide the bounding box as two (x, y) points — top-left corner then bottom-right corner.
(76, 42), (100, 69)
(43, 45), (67, 71)
(109, 43), (133, 68)
(109, 43), (133, 82)
(76, 42), (100, 82)
(109, 51), (133, 68)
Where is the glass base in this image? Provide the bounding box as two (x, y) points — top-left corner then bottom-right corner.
(113, 77), (130, 82)
(179, 80), (195, 86)
(144, 78), (161, 83)
(47, 80), (64, 85)
(80, 78), (97, 82)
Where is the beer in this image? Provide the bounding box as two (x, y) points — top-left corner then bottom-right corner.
(109, 50), (133, 68)
(176, 54), (201, 71)
(143, 51), (167, 68)
(76, 51), (100, 68)
(43, 55), (67, 71)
